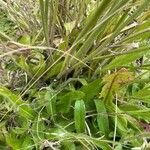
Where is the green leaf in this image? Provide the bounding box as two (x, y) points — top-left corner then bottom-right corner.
(62, 141), (76, 150)
(46, 61), (63, 79)
(94, 99), (109, 137)
(114, 144), (122, 150)
(18, 56), (31, 76)
(74, 100), (86, 133)
(126, 115), (141, 131)
(119, 104), (142, 112)
(122, 28), (150, 42)
(5, 133), (23, 150)
(0, 87), (35, 120)
(39, 0), (50, 45)
(128, 110), (150, 121)
(107, 103), (128, 134)
(92, 139), (112, 150)
(31, 118), (46, 149)
(101, 69), (134, 105)
(79, 78), (102, 111)
(29, 52), (46, 77)
(21, 136), (34, 150)
(0, 30), (12, 41)
(57, 91), (85, 113)
(18, 34), (31, 45)
(80, 78), (102, 101)
(75, 0), (112, 41)
(104, 46), (150, 71)
(12, 117), (30, 135)
(45, 87), (57, 121)
(132, 88), (150, 103)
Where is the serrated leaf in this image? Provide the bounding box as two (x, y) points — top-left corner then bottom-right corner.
(128, 110), (150, 121)
(132, 88), (150, 103)
(101, 68), (134, 104)
(74, 100), (86, 133)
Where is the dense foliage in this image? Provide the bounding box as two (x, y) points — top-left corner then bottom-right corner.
(0, 0), (150, 149)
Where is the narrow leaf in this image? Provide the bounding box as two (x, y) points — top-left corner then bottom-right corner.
(94, 99), (109, 137)
(74, 100), (86, 133)
(104, 46), (150, 70)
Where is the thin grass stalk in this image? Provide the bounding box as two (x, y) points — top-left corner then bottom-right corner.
(71, 0), (150, 73)
(59, 1), (129, 76)
(60, 0), (114, 76)
(94, 0), (150, 56)
(39, 0), (50, 46)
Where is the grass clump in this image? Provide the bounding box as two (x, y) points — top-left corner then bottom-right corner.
(0, 0), (150, 149)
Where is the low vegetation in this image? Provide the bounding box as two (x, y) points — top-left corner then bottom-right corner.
(0, 0), (150, 149)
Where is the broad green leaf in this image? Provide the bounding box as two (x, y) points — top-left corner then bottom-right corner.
(57, 91), (85, 113)
(79, 78), (102, 111)
(80, 78), (101, 101)
(5, 133), (23, 150)
(0, 87), (35, 120)
(21, 136), (34, 150)
(18, 34), (30, 45)
(74, 100), (86, 133)
(62, 141), (76, 150)
(94, 99), (109, 137)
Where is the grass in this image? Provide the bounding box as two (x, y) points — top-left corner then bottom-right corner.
(0, 0), (150, 149)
